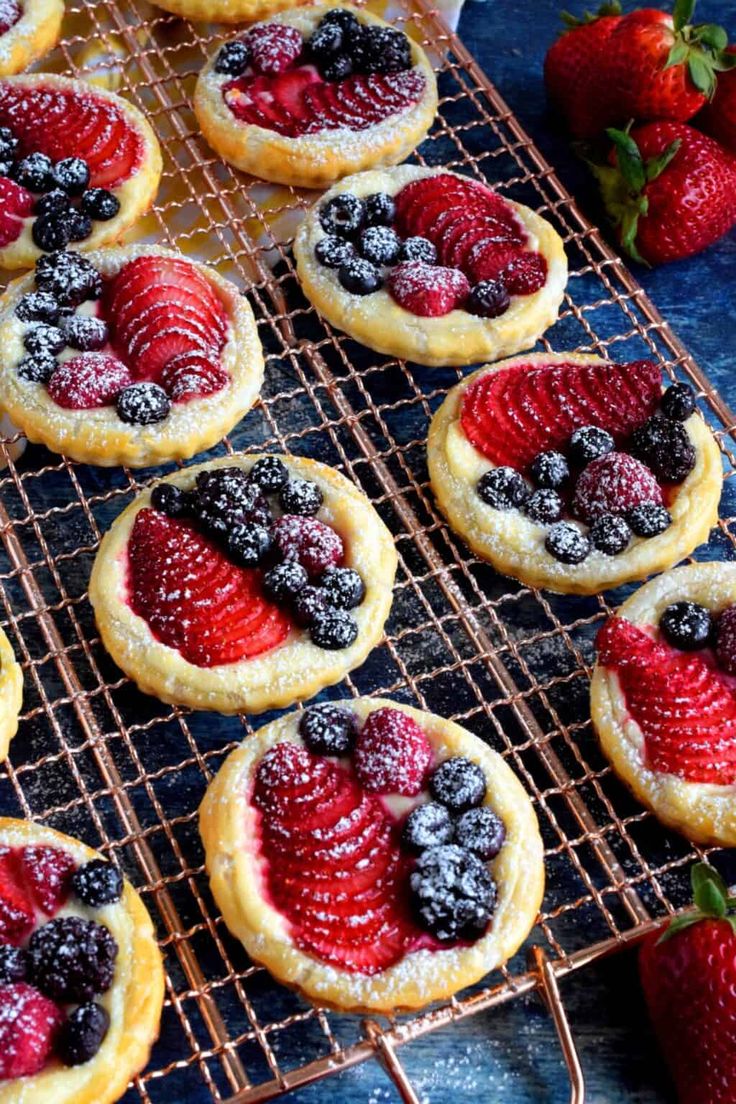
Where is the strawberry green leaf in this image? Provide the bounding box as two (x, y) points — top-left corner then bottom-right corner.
(692, 861), (729, 917)
(665, 41), (690, 69)
(606, 127), (645, 193)
(645, 139), (681, 183)
(712, 52), (736, 71)
(672, 0), (696, 34)
(696, 23), (728, 50)
(657, 913), (701, 944)
(688, 51), (717, 95)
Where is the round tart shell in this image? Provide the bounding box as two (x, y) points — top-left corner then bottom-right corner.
(0, 243), (265, 467)
(428, 352), (723, 594)
(0, 817), (165, 1104)
(89, 455), (398, 715)
(150, 0), (309, 23)
(0, 624), (22, 763)
(0, 74), (162, 271)
(591, 562), (736, 846)
(194, 4), (438, 189)
(199, 697), (545, 1013)
(0, 0), (63, 78)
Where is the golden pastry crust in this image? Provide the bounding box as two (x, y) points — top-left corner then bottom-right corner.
(591, 563), (736, 847)
(0, 624), (22, 762)
(0, 244), (264, 467)
(193, 5), (438, 189)
(199, 697), (545, 1013)
(151, 0), (308, 22)
(89, 455), (398, 714)
(428, 352), (723, 594)
(0, 74), (162, 271)
(0, 0), (63, 77)
(0, 817), (165, 1104)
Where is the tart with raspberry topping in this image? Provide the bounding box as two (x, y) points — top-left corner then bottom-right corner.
(294, 165), (567, 365)
(200, 698), (543, 1012)
(0, 74), (161, 270)
(89, 455), (397, 714)
(0, 0), (63, 77)
(194, 5), (437, 188)
(0, 817), (164, 1103)
(591, 563), (736, 846)
(0, 625), (21, 765)
(428, 353), (722, 594)
(0, 245), (263, 466)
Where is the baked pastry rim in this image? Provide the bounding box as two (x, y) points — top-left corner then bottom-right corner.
(0, 0), (64, 78)
(0, 624), (22, 763)
(150, 0), (311, 25)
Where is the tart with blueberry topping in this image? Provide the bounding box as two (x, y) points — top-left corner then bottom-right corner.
(194, 4), (437, 188)
(0, 625), (21, 764)
(428, 353), (722, 593)
(0, 817), (164, 1103)
(0, 0), (63, 77)
(200, 698), (543, 1012)
(294, 165), (567, 365)
(0, 74), (161, 269)
(89, 455), (397, 714)
(591, 563), (736, 846)
(0, 245), (263, 466)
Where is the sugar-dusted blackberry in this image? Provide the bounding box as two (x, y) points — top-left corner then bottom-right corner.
(659, 601), (712, 651)
(660, 382), (696, 422)
(399, 236), (437, 264)
(0, 945), (28, 984)
(66, 211), (93, 243)
(467, 278), (510, 319)
(62, 315), (108, 352)
(248, 455), (289, 493)
(321, 53), (353, 81)
(524, 488), (564, 524)
(338, 256), (382, 295)
(410, 844), (497, 941)
(354, 25), (411, 74)
(590, 513), (631, 555)
(401, 802), (454, 853)
(430, 756), (486, 813)
(545, 521), (591, 564)
(315, 234), (355, 269)
(32, 212), (71, 253)
(72, 860), (123, 908)
(29, 916), (117, 1002)
(33, 189), (70, 218)
(57, 1002), (110, 1067)
(716, 605), (736, 676)
(23, 323), (65, 357)
(214, 39), (250, 75)
(196, 467), (271, 533)
(80, 188), (121, 222)
(280, 477), (323, 516)
(116, 382), (171, 425)
(319, 565), (365, 609)
(225, 522), (272, 568)
(299, 701), (358, 755)
(364, 191), (396, 227)
(530, 450), (569, 489)
(15, 291), (62, 325)
(35, 251), (101, 306)
(630, 414), (695, 483)
(319, 193), (365, 238)
(455, 806), (506, 860)
(309, 607), (359, 649)
(568, 425), (615, 467)
(12, 151), (53, 192)
(627, 503), (672, 538)
(358, 225), (402, 266)
(16, 352), (57, 384)
(293, 584), (328, 627)
(0, 126), (18, 162)
(263, 560), (309, 603)
(151, 482), (193, 519)
(476, 466), (529, 511)
(309, 19), (344, 62)
(52, 157), (90, 197)
(321, 8), (362, 34)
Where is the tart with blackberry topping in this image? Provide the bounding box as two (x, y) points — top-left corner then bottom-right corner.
(0, 0), (63, 77)
(294, 165), (567, 365)
(0, 625), (21, 764)
(0, 74), (161, 270)
(0, 245), (263, 466)
(0, 817), (164, 1103)
(194, 5), (437, 188)
(591, 563), (736, 846)
(428, 353), (722, 594)
(200, 697), (543, 1012)
(89, 455), (397, 714)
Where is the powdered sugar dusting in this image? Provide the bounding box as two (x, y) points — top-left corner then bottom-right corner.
(0, 0), (21, 37)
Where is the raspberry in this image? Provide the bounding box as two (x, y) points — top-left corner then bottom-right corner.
(244, 23), (303, 75)
(271, 515), (343, 577)
(502, 252), (547, 295)
(387, 261), (469, 317)
(354, 707), (433, 795)
(0, 983), (62, 1080)
(47, 353), (133, 410)
(572, 452), (662, 524)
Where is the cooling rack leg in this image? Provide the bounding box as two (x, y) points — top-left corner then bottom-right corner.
(528, 946), (585, 1104)
(363, 1019), (421, 1104)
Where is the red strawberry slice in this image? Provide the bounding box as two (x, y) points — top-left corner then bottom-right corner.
(114, 286), (227, 345)
(47, 354), (133, 410)
(395, 174), (523, 240)
(388, 261), (469, 317)
(460, 358), (662, 471)
(0, 983), (62, 1080)
(444, 216), (525, 270)
(467, 240), (523, 284)
(0, 847), (33, 946)
(502, 252), (548, 295)
(128, 509), (291, 667)
(18, 846), (76, 916)
(0, 176), (33, 248)
(159, 353), (229, 402)
(573, 453), (662, 523)
(244, 23), (303, 75)
(0, 1), (21, 34)
(597, 617), (736, 784)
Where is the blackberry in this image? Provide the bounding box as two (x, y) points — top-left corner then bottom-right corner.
(35, 251), (101, 306)
(364, 192), (396, 227)
(23, 323), (65, 357)
(80, 188), (121, 221)
(545, 521), (591, 564)
(321, 53), (353, 81)
(15, 291), (62, 324)
(530, 450), (569, 489)
(627, 503), (671, 538)
(280, 477), (323, 516)
(249, 455), (289, 493)
(298, 702), (358, 755)
(12, 152), (53, 192)
(29, 916), (117, 1002)
(225, 523), (272, 568)
(467, 279), (510, 319)
(568, 425), (615, 467)
(401, 802), (454, 853)
(399, 236), (437, 264)
(293, 584), (328, 627)
(0, 945), (28, 983)
(66, 211), (93, 243)
(195, 467), (271, 533)
(33, 189), (70, 218)
(214, 39), (250, 75)
(57, 1003), (110, 1067)
(309, 20), (344, 62)
(410, 844), (497, 941)
(32, 212), (71, 253)
(263, 561), (309, 603)
(354, 26), (411, 74)
(320, 8), (362, 34)
(454, 806), (506, 860)
(430, 756), (486, 813)
(52, 157), (90, 196)
(309, 607), (359, 649)
(630, 415), (695, 483)
(72, 860), (123, 908)
(358, 225), (402, 266)
(660, 382), (696, 422)
(319, 193), (365, 237)
(16, 352), (57, 384)
(338, 257), (382, 295)
(0, 126), (19, 162)
(62, 315), (108, 351)
(116, 382), (171, 425)
(151, 483), (193, 519)
(524, 488), (564, 524)
(659, 601), (712, 651)
(315, 234), (355, 268)
(319, 565), (365, 609)
(589, 514), (631, 555)
(476, 466), (529, 511)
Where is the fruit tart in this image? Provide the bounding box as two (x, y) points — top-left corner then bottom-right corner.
(194, 5), (437, 189)
(0, 0), (63, 77)
(0, 817), (164, 1103)
(89, 455), (397, 714)
(0, 74), (162, 270)
(428, 353), (722, 594)
(200, 697), (544, 1012)
(0, 245), (263, 467)
(294, 165), (567, 366)
(0, 625), (21, 763)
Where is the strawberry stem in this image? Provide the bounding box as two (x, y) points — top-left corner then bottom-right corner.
(658, 863), (736, 944)
(663, 0), (732, 98)
(559, 1), (621, 30)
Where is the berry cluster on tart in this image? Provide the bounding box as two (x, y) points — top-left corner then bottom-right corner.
(89, 455), (397, 714)
(0, 245), (263, 466)
(0, 625), (21, 765)
(0, 818), (164, 1102)
(428, 352), (722, 593)
(294, 165), (567, 365)
(592, 563), (736, 847)
(200, 697), (544, 1012)
(0, 0), (63, 77)
(194, 4), (437, 188)
(0, 74), (162, 269)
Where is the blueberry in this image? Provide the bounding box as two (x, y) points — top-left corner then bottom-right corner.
(338, 257), (382, 295)
(454, 806), (506, 860)
(72, 860), (123, 908)
(590, 514), (631, 555)
(0, 126), (19, 162)
(116, 382), (171, 425)
(660, 382), (696, 422)
(627, 503), (672, 538)
(29, 916), (117, 1002)
(544, 521), (591, 564)
(402, 802), (454, 853)
(32, 212), (71, 252)
(151, 483), (193, 518)
(410, 844), (496, 941)
(467, 279), (510, 318)
(309, 20), (344, 62)
(279, 477), (323, 515)
(530, 450), (569, 489)
(321, 53), (353, 81)
(309, 607), (359, 649)
(0, 945), (28, 983)
(52, 157), (90, 196)
(80, 188), (121, 221)
(16, 352), (57, 384)
(12, 152), (54, 192)
(24, 323), (65, 357)
(315, 234), (355, 268)
(524, 488), (564, 523)
(363, 192), (396, 227)
(62, 315), (108, 351)
(249, 455), (289, 493)
(430, 756), (486, 813)
(214, 39), (250, 75)
(15, 291), (63, 324)
(358, 225), (402, 266)
(630, 415), (695, 483)
(263, 560), (309, 603)
(225, 522), (272, 568)
(476, 466), (529, 510)
(57, 1002), (110, 1067)
(66, 211), (93, 242)
(399, 236), (437, 264)
(299, 702), (358, 755)
(319, 193), (365, 237)
(568, 425), (615, 467)
(320, 8), (362, 34)
(293, 584), (329, 627)
(659, 601), (712, 651)
(319, 565), (365, 609)
(33, 189), (70, 218)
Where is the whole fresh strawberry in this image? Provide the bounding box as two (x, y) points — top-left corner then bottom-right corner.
(593, 121), (736, 264)
(639, 862), (736, 1104)
(543, 2), (624, 138)
(699, 45), (736, 153)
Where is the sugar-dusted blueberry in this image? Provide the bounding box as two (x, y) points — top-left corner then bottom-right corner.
(280, 477), (323, 516)
(32, 212), (71, 253)
(524, 488), (564, 524)
(402, 802), (454, 853)
(62, 315), (108, 352)
(151, 482), (193, 519)
(80, 188), (121, 222)
(249, 455), (289, 493)
(226, 522), (272, 568)
(321, 53), (353, 81)
(299, 701), (358, 755)
(467, 278), (510, 319)
(430, 756), (486, 813)
(476, 466), (529, 511)
(309, 20), (344, 62)
(630, 414), (695, 483)
(358, 225), (402, 266)
(66, 211), (93, 243)
(454, 806), (506, 860)
(716, 605), (736, 676)
(319, 565), (365, 609)
(399, 236), (437, 264)
(0, 945), (28, 984)
(72, 860), (123, 908)
(315, 234), (355, 269)
(568, 425), (615, 467)
(545, 521), (591, 564)
(15, 291), (62, 325)
(52, 157), (90, 197)
(16, 352), (57, 384)
(263, 560), (309, 603)
(410, 844), (497, 941)
(530, 450), (569, 489)
(364, 191), (396, 227)
(12, 152), (53, 192)
(35, 251), (101, 306)
(627, 503), (671, 538)
(117, 382), (171, 425)
(29, 916), (117, 1002)
(354, 25), (411, 74)
(659, 601), (712, 651)
(24, 323), (65, 357)
(57, 1002), (110, 1067)
(319, 193), (366, 237)
(293, 584), (328, 627)
(590, 513), (631, 555)
(33, 189), (70, 218)
(321, 8), (362, 34)
(0, 126), (19, 162)
(338, 257), (382, 295)
(214, 39), (250, 75)
(309, 607), (359, 649)
(660, 382), (696, 422)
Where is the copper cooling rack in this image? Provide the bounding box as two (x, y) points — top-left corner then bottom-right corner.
(1, 1), (735, 1101)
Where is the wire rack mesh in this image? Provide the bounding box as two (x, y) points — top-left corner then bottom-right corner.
(1, 0), (735, 1100)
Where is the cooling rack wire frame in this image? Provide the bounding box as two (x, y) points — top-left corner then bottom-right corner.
(0, 0), (735, 1101)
